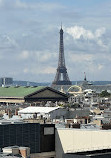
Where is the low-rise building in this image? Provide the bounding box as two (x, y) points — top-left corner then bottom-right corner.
(103, 108), (111, 119)
(63, 149), (111, 158)
(56, 128), (111, 158)
(18, 106), (67, 120)
(2, 146), (30, 158)
(0, 120), (55, 158)
(0, 86), (68, 104)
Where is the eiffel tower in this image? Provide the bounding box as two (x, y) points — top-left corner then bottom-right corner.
(52, 25), (72, 85)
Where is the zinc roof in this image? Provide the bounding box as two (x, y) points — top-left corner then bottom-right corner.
(0, 86), (45, 98)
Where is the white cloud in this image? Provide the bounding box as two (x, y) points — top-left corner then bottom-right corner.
(19, 50), (29, 59)
(95, 27), (105, 38)
(66, 26), (94, 40)
(23, 68), (29, 73)
(17, 50), (57, 76)
(15, 0), (29, 9)
(65, 26), (106, 48)
(25, 66), (56, 75)
(0, 35), (18, 49)
(69, 53), (93, 62)
(37, 52), (52, 62)
(0, 0), (64, 12)
(18, 50), (57, 64)
(98, 64), (103, 70)
(41, 66), (56, 74)
(37, 51), (57, 62)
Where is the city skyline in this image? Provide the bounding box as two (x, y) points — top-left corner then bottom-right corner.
(0, 0), (111, 82)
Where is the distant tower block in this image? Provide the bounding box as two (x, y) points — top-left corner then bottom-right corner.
(84, 72), (87, 81)
(52, 26), (72, 85)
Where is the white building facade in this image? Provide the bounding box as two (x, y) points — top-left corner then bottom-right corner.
(18, 106), (67, 120)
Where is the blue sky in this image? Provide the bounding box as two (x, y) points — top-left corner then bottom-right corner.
(0, 0), (111, 82)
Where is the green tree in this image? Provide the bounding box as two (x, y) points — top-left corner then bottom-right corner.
(70, 103), (80, 108)
(100, 90), (110, 97)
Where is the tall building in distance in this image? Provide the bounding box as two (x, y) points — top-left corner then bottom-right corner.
(52, 26), (72, 86)
(0, 77), (13, 86)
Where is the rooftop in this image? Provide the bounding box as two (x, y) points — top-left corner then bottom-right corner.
(0, 154), (22, 158)
(0, 86), (45, 98)
(64, 149), (111, 157)
(18, 106), (60, 114)
(0, 119), (25, 125)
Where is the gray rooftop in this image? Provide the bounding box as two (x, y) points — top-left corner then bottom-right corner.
(82, 83), (111, 93)
(0, 119), (25, 125)
(65, 109), (90, 119)
(0, 153), (22, 158)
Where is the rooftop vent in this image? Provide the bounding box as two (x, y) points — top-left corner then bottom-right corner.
(4, 86), (10, 88)
(14, 86), (20, 88)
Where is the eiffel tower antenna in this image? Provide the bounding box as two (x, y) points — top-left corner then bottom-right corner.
(61, 22), (62, 29)
(52, 25), (72, 85)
